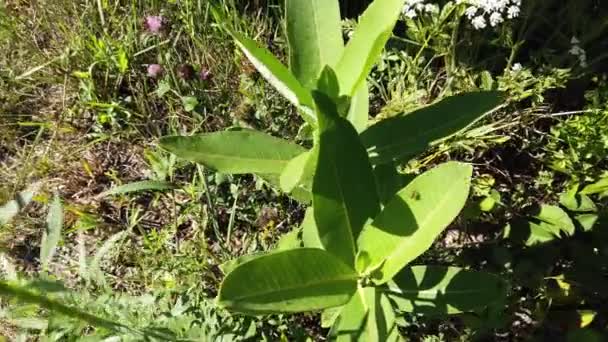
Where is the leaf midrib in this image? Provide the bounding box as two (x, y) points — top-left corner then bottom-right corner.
(379, 178), (464, 270)
(226, 274), (357, 302)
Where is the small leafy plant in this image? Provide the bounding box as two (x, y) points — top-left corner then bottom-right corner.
(159, 0), (506, 339)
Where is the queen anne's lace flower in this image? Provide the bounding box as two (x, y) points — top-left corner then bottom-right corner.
(402, 0), (440, 18)
(457, 0), (522, 29)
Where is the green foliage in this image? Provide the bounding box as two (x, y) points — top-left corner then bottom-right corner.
(361, 92), (503, 165)
(357, 162), (472, 283)
(385, 266), (506, 315)
(285, 0), (344, 89)
(160, 130), (305, 174)
(311, 91), (380, 266)
(176, 1), (510, 339)
(218, 248), (358, 314)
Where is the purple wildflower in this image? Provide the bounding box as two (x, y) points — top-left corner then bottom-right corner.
(147, 64), (163, 78)
(144, 15), (164, 34)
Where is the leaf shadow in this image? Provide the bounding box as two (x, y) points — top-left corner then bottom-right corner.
(387, 266), (506, 315)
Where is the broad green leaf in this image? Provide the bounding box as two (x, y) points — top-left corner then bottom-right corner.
(160, 130), (305, 174)
(301, 207), (323, 249)
(525, 205), (575, 246)
(385, 266), (506, 315)
(580, 177), (608, 195)
(357, 162), (472, 284)
(218, 248), (358, 314)
(99, 180), (177, 197)
(40, 195), (63, 272)
(312, 91), (380, 266)
(329, 287), (399, 342)
(279, 150), (315, 193)
(361, 92), (504, 165)
(347, 82), (370, 132)
(335, 0), (403, 97)
(226, 28), (315, 123)
(286, 0), (344, 89)
(0, 182), (40, 225)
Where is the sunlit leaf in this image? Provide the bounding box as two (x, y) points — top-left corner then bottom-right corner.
(361, 92), (504, 164)
(335, 0), (403, 97)
(160, 130), (305, 174)
(358, 162), (472, 283)
(286, 0), (344, 89)
(329, 287), (399, 341)
(218, 248), (358, 314)
(312, 91), (380, 266)
(224, 28), (315, 123)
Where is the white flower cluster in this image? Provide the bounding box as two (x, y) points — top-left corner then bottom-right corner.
(569, 37), (588, 68)
(402, 0), (439, 19)
(458, 0), (522, 30)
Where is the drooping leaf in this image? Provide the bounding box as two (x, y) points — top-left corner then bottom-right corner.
(347, 82), (370, 132)
(40, 195), (63, 272)
(357, 162), (472, 284)
(312, 91), (380, 266)
(301, 207), (323, 249)
(279, 150), (315, 193)
(361, 92), (504, 165)
(98, 180), (177, 197)
(225, 28), (315, 123)
(525, 205), (576, 246)
(385, 266), (506, 315)
(329, 287), (399, 342)
(217, 248), (358, 314)
(286, 0), (344, 89)
(335, 0), (403, 97)
(0, 182), (40, 225)
(160, 130), (305, 174)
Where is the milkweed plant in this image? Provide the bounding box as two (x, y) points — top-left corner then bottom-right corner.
(159, 0), (507, 339)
